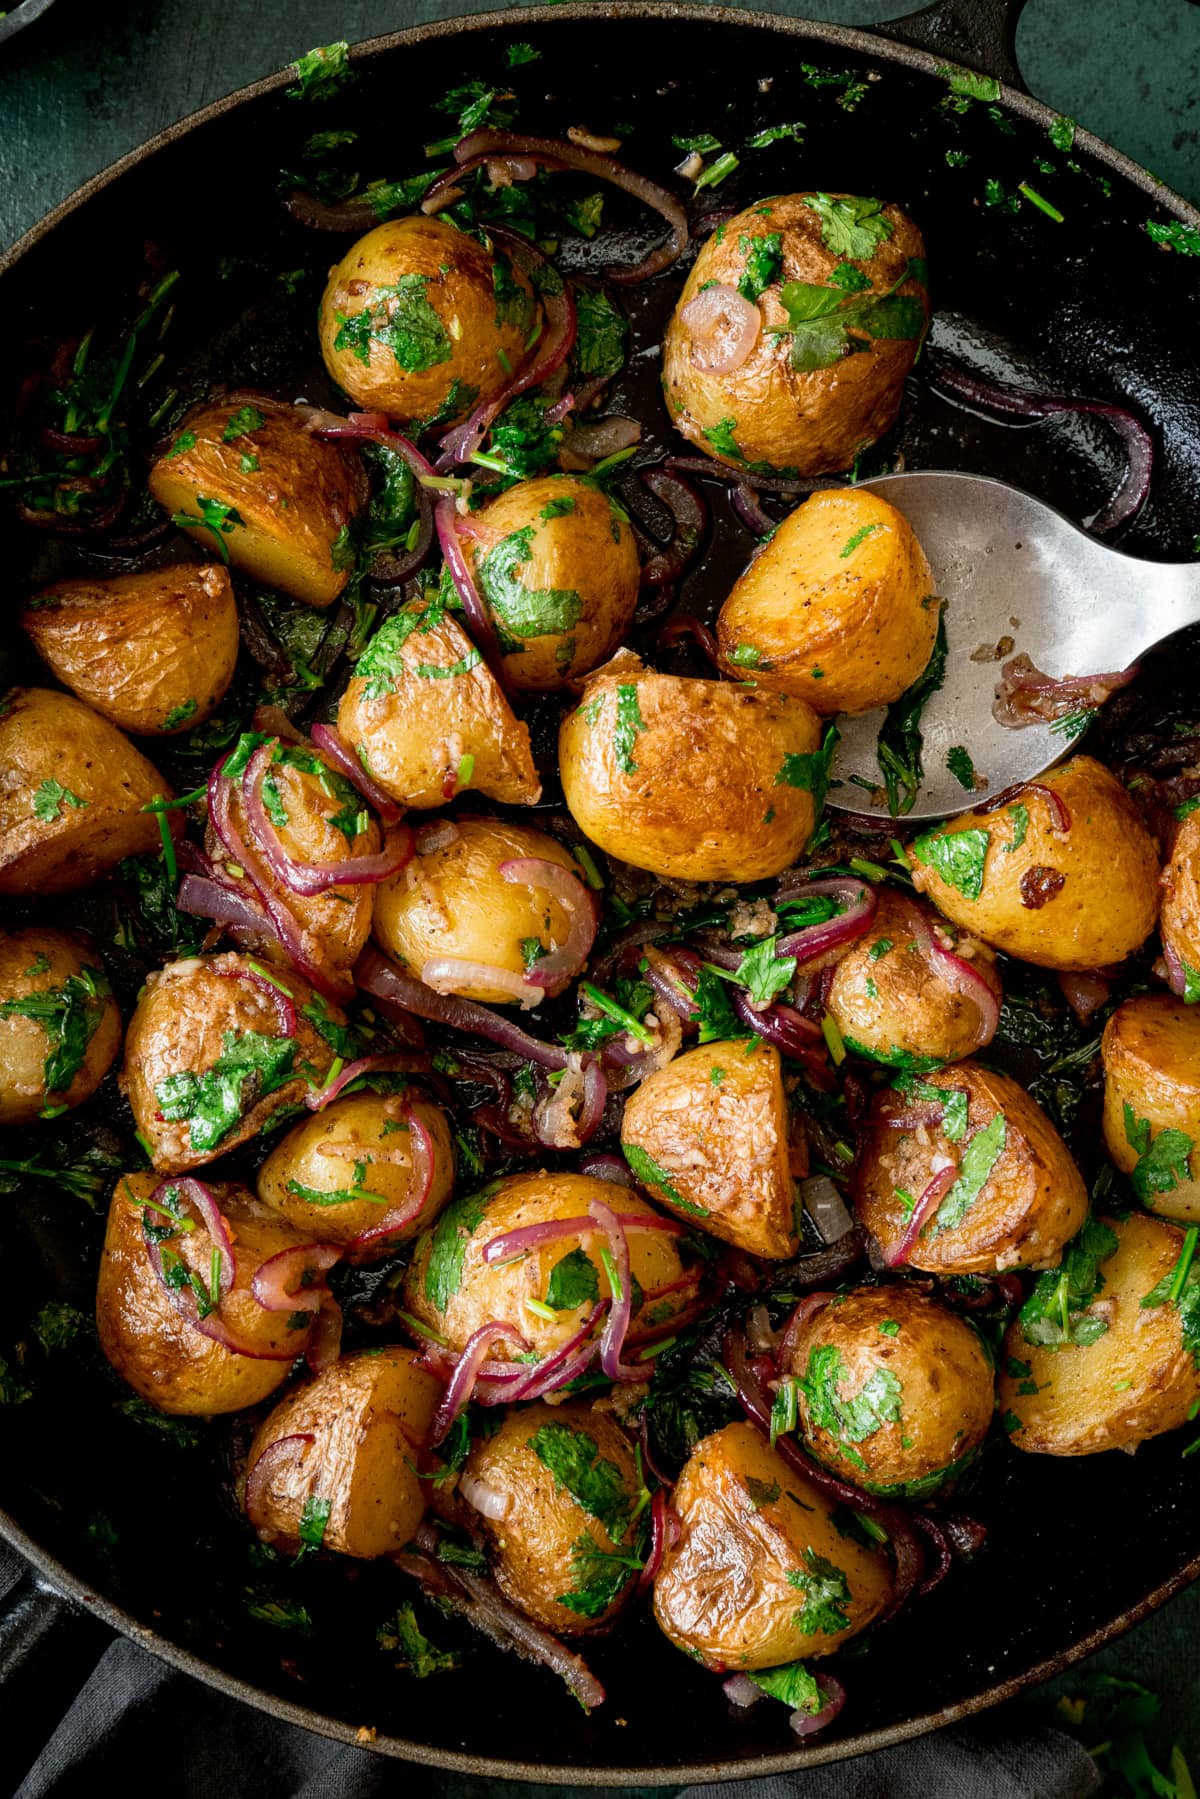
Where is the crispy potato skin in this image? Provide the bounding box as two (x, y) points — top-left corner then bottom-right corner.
(781, 1286), (994, 1493)
(0, 688), (179, 896)
(337, 602), (540, 809)
(96, 1173), (314, 1414)
(121, 952), (344, 1174)
(1102, 996), (1200, 1222)
(559, 657), (822, 882)
(620, 1040), (798, 1257)
(21, 563), (238, 736)
(463, 475), (641, 691)
(662, 193), (929, 477)
(148, 395), (363, 608)
(401, 1170), (708, 1358)
(372, 816), (587, 1004)
(0, 927), (121, 1125)
(1161, 810), (1200, 989)
(853, 1061), (1088, 1274)
(826, 888), (1001, 1068)
(999, 1213), (1200, 1454)
(257, 1091), (456, 1252)
(716, 489), (937, 714)
(909, 757), (1160, 971)
(244, 1347), (441, 1556)
(318, 216), (538, 422)
(653, 1422), (893, 1668)
(460, 1402), (642, 1635)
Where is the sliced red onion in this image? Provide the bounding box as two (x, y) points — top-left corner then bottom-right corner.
(994, 652), (1139, 729)
(731, 483), (776, 538)
(251, 1243), (342, 1314)
(481, 1210), (685, 1265)
(499, 856), (598, 995)
(732, 991), (824, 1059)
(665, 455), (832, 497)
(357, 947), (570, 1069)
(415, 819), (461, 855)
(894, 898), (1001, 1050)
(304, 1052), (429, 1112)
(348, 1108), (436, 1250)
(585, 1195), (644, 1382)
(508, 1301), (608, 1402)
(724, 1673), (766, 1709)
(884, 1164), (957, 1268)
(656, 611), (721, 669)
(142, 1181), (299, 1360)
(778, 1291), (835, 1371)
(681, 284), (762, 374)
(774, 879), (878, 965)
(976, 778), (1072, 834)
(421, 955), (544, 1011)
(942, 1513), (989, 1558)
(306, 723), (402, 827)
(1165, 941), (1189, 998)
(241, 739), (414, 897)
(579, 1154), (638, 1187)
(305, 1296), (343, 1373)
(1057, 969), (1112, 1022)
(430, 1320), (530, 1446)
(214, 963), (297, 1038)
(559, 415), (642, 464)
(913, 1514), (953, 1598)
(152, 1178), (236, 1292)
(177, 870), (274, 937)
(641, 946), (701, 1024)
(637, 1489), (681, 1593)
(244, 1432), (315, 1535)
(636, 469), (708, 587)
(458, 1472), (513, 1522)
(791, 1674), (846, 1738)
(433, 496), (511, 687)
(532, 1053), (607, 1148)
(601, 1005), (683, 1091)
(284, 188), (381, 232)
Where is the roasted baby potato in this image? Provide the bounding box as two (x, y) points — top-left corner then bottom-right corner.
(401, 1170), (708, 1361)
(621, 1040), (798, 1257)
(121, 952), (345, 1174)
(852, 1061), (1088, 1274)
(999, 1211), (1200, 1454)
(0, 927), (120, 1125)
(318, 215), (539, 425)
(661, 192), (929, 478)
(826, 888), (1002, 1069)
(21, 562), (238, 737)
(257, 1090), (456, 1254)
(908, 757), (1160, 971)
(458, 1402), (643, 1635)
(559, 655), (823, 882)
(96, 1173), (317, 1414)
(337, 597), (540, 809)
(463, 474), (640, 691)
(653, 1421), (894, 1668)
(148, 394), (362, 608)
(715, 489), (937, 714)
(1102, 996), (1200, 1222)
(0, 687), (179, 896)
(1160, 809), (1200, 998)
(780, 1285), (994, 1496)
(243, 1346), (441, 1556)
(372, 815), (592, 1005)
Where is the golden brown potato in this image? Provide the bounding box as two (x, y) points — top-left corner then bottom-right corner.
(0, 927), (121, 1125)
(1161, 809), (1200, 997)
(148, 394), (362, 608)
(559, 655), (823, 882)
(401, 1170), (709, 1362)
(0, 687), (179, 896)
(653, 1421), (893, 1669)
(999, 1212), (1200, 1454)
(372, 815), (591, 1005)
(908, 757), (1160, 971)
(121, 952), (345, 1174)
(244, 1347), (441, 1555)
(257, 1090), (455, 1254)
(461, 474), (640, 691)
(458, 1402), (643, 1635)
(779, 1285), (994, 1496)
(96, 1173), (317, 1415)
(620, 1040), (798, 1257)
(852, 1061), (1088, 1274)
(716, 489), (937, 715)
(1102, 996), (1200, 1222)
(826, 888), (1002, 1069)
(21, 563), (238, 736)
(662, 192), (929, 478)
(337, 596), (540, 810)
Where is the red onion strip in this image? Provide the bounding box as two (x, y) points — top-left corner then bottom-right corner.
(304, 1052), (429, 1112)
(308, 723), (403, 827)
(792, 1674), (847, 1738)
(482, 1211), (687, 1265)
(884, 1164), (958, 1268)
(356, 947), (570, 1070)
(349, 1109), (436, 1249)
(637, 1489), (681, 1593)
(636, 469), (709, 587)
(500, 856), (599, 995)
(251, 1243), (342, 1314)
(429, 1321), (530, 1446)
(586, 1195), (644, 1381)
(434, 496), (510, 685)
(244, 1433), (315, 1535)
(241, 739), (414, 897)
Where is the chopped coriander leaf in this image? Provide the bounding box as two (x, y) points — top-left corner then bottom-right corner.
(556, 1530), (642, 1618)
(737, 231), (783, 303)
(695, 965), (746, 1045)
(545, 1247), (601, 1311)
(33, 779), (88, 823)
(797, 1342), (902, 1445)
(477, 526), (583, 641)
(573, 289), (627, 378)
(787, 1547), (852, 1634)
(1123, 1104), (1195, 1202)
(828, 261), (871, 292)
(934, 1114), (1007, 1233)
(946, 745), (977, 790)
(288, 41), (354, 101)
(869, 937), (893, 961)
(878, 1319), (900, 1338)
(0, 966), (111, 1095)
(938, 65), (1001, 102)
(912, 824), (990, 901)
(377, 1602), (460, 1675)
(735, 935), (795, 1008)
(748, 1660), (824, 1713)
(623, 1143), (708, 1217)
(1049, 115), (1076, 150)
(425, 1185), (495, 1311)
(1140, 1228), (1200, 1367)
(1006, 804), (1030, 852)
(747, 123), (804, 148)
(840, 522), (881, 557)
(874, 610), (947, 814)
(893, 1073), (969, 1142)
(334, 277), (451, 374)
(1020, 1213), (1119, 1349)
(171, 495), (244, 563)
(297, 1495), (332, 1557)
(165, 430), (196, 459)
(154, 1029), (297, 1153)
(528, 1421), (633, 1535)
(1145, 219), (1200, 257)
(163, 698), (197, 730)
(775, 722), (839, 823)
(222, 405), (265, 442)
(672, 131), (723, 154)
(613, 683), (647, 776)
(504, 41), (540, 66)
(802, 192), (892, 259)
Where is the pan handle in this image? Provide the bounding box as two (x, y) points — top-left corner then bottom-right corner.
(876, 0), (1030, 92)
(0, 1564), (111, 1786)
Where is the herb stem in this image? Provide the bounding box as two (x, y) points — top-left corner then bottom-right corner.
(580, 981), (653, 1045)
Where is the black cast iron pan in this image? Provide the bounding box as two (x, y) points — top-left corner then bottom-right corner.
(1, 2), (1199, 1783)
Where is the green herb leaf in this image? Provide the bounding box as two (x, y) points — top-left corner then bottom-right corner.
(377, 1601), (460, 1675)
(802, 192), (893, 259)
(1124, 1107), (1195, 1202)
(1020, 1213), (1120, 1348)
(0, 966), (110, 1095)
(477, 525), (583, 641)
(33, 779), (88, 823)
(737, 232), (783, 303)
(798, 1343), (903, 1446)
(912, 824), (990, 900)
(939, 65), (1001, 102)
(1146, 220), (1200, 257)
(748, 1661), (824, 1713)
(695, 965), (747, 1045)
(297, 1495), (332, 1556)
(786, 1547), (852, 1635)
(623, 1143), (708, 1217)
(556, 1529), (641, 1618)
(573, 289), (627, 378)
(873, 609), (947, 815)
(288, 41), (354, 102)
(775, 722), (840, 824)
(545, 1247), (601, 1311)
(694, 151), (739, 192)
(528, 1420), (634, 1536)
(334, 276), (451, 374)
(222, 405), (265, 442)
(424, 1185), (494, 1312)
(154, 1029), (297, 1153)
(934, 1113), (1007, 1232)
(613, 683), (647, 776)
(946, 745), (977, 790)
(735, 935), (795, 1008)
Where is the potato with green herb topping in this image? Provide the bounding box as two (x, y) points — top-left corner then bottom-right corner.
(318, 215), (540, 427)
(559, 655), (824, 883)
(457, 1402), (643, 1634)
(653, 1421), (893, 1668)
(779, 1285), (994, 1496)
(620, 1040), (799, 1257)
(1101, 996), (1200, 1222)
(243, 1346), (441, 1555)
(662, 192), (929, 478)
(852, 1061), (1087, 1275)
(999, 1211), (1200, 1455)
(0, 927), (121, 1125)
(908, 757), (1160, 971)
(463, 474), (640, 691)
(337, 596), (540, 810)
(148, 394), (363, 608)
(1160, 808), (1200, 1002)
(21, 562), (238, 737)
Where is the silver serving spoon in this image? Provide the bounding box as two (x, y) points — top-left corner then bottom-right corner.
(828, 470), (1200, 823)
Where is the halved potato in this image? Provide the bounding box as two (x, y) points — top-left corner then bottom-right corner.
(1102, 995), (1200, 1222)
(1160, 809), (1200, 996)
(0, 927), (121, 1125)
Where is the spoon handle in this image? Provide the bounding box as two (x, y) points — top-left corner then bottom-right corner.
(1135, 559), (1200, 658)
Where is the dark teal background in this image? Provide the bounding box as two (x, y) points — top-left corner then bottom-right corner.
(0, 0), (1197, 1783)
